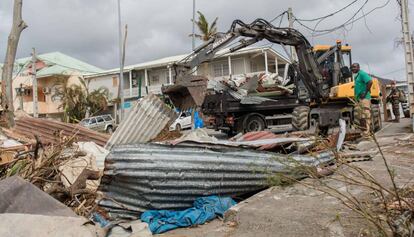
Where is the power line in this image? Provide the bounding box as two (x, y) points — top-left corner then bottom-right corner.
(269, 11), (287, 23)
(294, 0), (360, 22)
(294, 0), (391, 37)
(380, 67), (406, 76)
(295, 0), (369, 34)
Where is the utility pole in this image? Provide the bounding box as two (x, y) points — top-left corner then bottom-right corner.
(192, 0), (196, 51)
(400, 0), (414, 130)
(19, 83), (23, 110)
(32, 48), (38, 118)
(117, 0), (124, 121)
(287, 8), (298, 62)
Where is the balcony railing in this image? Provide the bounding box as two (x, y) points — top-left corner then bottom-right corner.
(123, 85), (163, 98)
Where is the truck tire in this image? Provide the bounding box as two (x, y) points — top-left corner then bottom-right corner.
(244, 115), (265, 132)
(292, 106), (310, 131)
(371, 103), (382, 132)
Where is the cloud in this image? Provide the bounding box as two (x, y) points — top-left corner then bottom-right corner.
(0, 0), (412, 80)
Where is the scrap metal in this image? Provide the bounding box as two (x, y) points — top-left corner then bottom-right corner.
(98, 143), (334, 218)
(10, 116), (109, 146)
(105, 93), (177, 150)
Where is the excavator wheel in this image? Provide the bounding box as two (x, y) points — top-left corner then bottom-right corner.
(292, 106), (310, 131)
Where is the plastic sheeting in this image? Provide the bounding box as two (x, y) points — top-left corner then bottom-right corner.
(141, 196), (236, 234)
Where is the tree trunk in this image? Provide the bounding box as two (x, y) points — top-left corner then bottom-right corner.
(1, 0), (27, 127)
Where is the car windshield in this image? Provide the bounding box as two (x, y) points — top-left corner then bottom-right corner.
(80, 119), (90, 125)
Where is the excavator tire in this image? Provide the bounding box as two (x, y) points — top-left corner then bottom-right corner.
(292, 106), (310, 131)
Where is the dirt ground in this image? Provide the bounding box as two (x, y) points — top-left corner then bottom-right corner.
(163, 118), (414, 237)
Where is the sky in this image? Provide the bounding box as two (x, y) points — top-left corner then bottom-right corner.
(0, 0), (413, 81)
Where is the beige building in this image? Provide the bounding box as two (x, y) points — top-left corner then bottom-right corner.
(7, 52), (103, 119)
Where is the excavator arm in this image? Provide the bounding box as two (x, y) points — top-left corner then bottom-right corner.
(163, 18), (330, 109)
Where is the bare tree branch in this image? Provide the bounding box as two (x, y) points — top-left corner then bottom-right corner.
(1, 0), (27, 127)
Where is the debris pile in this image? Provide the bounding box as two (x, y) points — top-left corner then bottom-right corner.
(0, 133), (103, 216)
(207, 73), (295, 105)
(0, 93), (383, 236)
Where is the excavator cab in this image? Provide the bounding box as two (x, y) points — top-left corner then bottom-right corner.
(313, 42), (381, 100)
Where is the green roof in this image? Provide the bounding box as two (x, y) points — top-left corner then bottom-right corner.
(1, 52), (103, 79)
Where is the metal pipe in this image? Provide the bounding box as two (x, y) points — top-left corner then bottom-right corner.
(32, 48), (38, 118)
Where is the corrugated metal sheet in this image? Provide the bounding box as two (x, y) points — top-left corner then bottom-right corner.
(10, 117), (109, 146)
(229, 131), (307, 151)
(105, 94), (177, 150)
(235, 131), (279, 141)
(98, 143), (334, 218)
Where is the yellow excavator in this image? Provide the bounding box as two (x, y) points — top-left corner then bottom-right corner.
(313, 42), (382, 131)
(162, 18), (382, 134)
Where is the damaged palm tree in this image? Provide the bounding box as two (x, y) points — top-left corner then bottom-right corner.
(163, 12), (219, 111)
(53, 77), (109, 123)
(1, 0), (27, 127)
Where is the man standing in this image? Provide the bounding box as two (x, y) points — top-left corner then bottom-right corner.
(387, 81), (406, 122)
(352, 63), (373, 137)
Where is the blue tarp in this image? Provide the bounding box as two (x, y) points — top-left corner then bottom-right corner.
(141, 196), (236, 234)
(194, 111), (204, 129)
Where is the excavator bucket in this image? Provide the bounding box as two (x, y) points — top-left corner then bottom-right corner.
(161, 75), (208, 110)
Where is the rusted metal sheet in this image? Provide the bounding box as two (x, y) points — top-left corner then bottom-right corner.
(105, 94), (177, 150)
(235, 131), (278, 141)
(98, 143), (334, 218)
(11, 117), (109, 146)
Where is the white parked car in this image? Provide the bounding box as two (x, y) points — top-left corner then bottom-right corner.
(169, 111), (192, 131)
(79, 114), (116, 134)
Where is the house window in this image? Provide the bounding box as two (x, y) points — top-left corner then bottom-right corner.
(112, 76), (118, 87)
(213, 62), (229, 77)
(251, 62), (258, 72)
(151, 75), (160, 85)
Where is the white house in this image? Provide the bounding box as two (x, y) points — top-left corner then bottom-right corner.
(84, 46), (290, 105)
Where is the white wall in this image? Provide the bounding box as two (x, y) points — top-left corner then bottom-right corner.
(87, 74), (118, 100)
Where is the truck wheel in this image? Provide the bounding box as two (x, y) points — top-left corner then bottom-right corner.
(292, 106), (310, 131)
(245, 115), (265, 132)
(371, 103), (382, 132)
